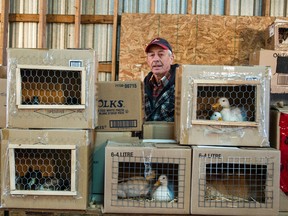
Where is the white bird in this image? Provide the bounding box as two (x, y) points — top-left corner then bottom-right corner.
(212, 97), (246, 122)
(210, 112), (223, 121)
(151, 175), (174, 202)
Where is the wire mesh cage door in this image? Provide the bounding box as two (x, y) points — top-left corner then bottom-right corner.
(192, 80), (261, 127)
(16, 65), (86, 109)
(8, 144), (77, 196)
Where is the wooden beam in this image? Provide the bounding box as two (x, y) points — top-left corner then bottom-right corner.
(224, 0), (230, 15)
(187, 0), (193, 14)
(74, 0), (81, 48)
(99, 63), (112, 72)
(262, 0), (271, 16)
(0, 0), (9, 66)
(9, 14), (39, 22)
(81, 15), (114, 24)
(150, 0), (155, 13)
(38, 0), (47, 48)
(46, 14), (74, 23)
(111, 0), (119, 81)
(8, 14), (114, 24)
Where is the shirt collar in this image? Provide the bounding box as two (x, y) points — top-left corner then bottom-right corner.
(149, 71), (171, 87)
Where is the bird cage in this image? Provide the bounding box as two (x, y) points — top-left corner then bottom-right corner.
(103, 140), (191, 214)
(1, 129), (93, 210)
(190, 146), (280, 216)
(265, 19), (288, 51)
(175, 65), (270, 146)
(6, 48), (97, 129)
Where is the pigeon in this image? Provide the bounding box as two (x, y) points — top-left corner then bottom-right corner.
(210, 112), (223, 121)
(151, 175), (174, 202)
(212, 97), (246, 122)
(117, 171), (155, 199)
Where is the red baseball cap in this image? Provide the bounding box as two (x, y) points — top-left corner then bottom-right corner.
(145, 37), (173, 53)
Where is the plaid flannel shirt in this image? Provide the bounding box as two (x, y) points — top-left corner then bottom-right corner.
(144, 64), (179, 122)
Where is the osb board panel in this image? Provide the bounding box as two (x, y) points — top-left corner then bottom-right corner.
(235, 16), (275, 65)
(119, 14), (276, 81)
(196, 15), (236, 55)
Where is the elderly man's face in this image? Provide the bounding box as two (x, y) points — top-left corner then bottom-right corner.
(146, 45), (174, 81)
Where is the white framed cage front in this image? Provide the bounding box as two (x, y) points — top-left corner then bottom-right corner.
(175, 65), (271, 146)
(265, 19), (288, 51)
(8, 144), (77, 196)
(190, 146), (280, 216)
(15, 64), (86, 110)
(103, 140), (191, 215)
(6, 48), (98, 129)
(1, 128), (93, 210)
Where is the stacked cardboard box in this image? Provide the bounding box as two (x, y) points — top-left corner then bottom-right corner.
(251, 20), (288, 214)
(90, 80), (143, 205)
(269, 106), (288, 212)
(1, 48), (97, 210)
(175, 65), (280, 215)
(103, 140), (191, 215)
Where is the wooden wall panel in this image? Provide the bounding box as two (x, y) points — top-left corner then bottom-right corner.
(119, 14), (160, 80)
(177, 15), (197, 63)
(119, 14), (279, 81)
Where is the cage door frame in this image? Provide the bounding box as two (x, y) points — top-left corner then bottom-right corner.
(8, 144), (77, 196)
(191, 79), (261, 127)
(16, 64), (86, 109)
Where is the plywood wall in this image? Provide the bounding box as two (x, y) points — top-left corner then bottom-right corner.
(119, 14), (286, 81)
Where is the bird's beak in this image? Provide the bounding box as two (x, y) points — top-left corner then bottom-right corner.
(218, 117), (222, 121)
(154, 180), (161, 186)
(212, 102), (221, 110)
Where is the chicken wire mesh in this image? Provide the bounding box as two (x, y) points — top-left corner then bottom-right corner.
(196, 84), (256, 121)
(198, 157), (274, 208)
(110, 156), (187, 209)
(19, 66), (83, 106)
(11, 147), (73, 193)
(278, 26), (288, 45)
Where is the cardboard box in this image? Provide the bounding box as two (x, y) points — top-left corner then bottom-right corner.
(264, 19), (288, 51)
(96, 81), (143, 132)
(103, 140), (191, 214)
(269, 106), (288, 149)
(1, 128), (94, 210)
(280, 190), (288, 212)
(143, 121), (174, 139)
(0, 79), (7, 128)
(91, 131), (132, 204)
(249, 49), (288, 94)
(269, 106), (288, 212)
(6, 48), (98, 129)
(191, 146), (280, 215)
(175, 65), (270, 146)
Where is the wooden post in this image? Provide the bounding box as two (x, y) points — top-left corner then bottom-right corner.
(262, 0), (271, 16)
(0, 0), (9, 65)
(74, 0), (81, 48)
(187, 0), (193, 14)
(150, 0), (155, 14)
(111, 0), (119, 81)
(224, 0), (230, 15)
(38, 0), (47, 48)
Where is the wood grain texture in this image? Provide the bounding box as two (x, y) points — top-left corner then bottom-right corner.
(119, 14), (277, 81)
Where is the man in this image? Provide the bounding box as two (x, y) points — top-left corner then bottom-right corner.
(144, 37), (179, 122)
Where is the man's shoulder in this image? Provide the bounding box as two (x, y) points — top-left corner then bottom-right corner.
(144, 71), (153, 82)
